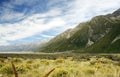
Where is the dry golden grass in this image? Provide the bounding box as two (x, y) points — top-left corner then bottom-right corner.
(0, 55), (120, 77)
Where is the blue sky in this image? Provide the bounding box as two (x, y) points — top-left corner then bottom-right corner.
(0, 0), (120, 45)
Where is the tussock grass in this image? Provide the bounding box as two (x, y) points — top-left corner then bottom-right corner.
(0, 55), (120, 77)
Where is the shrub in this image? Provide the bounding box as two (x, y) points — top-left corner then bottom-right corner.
(26, 59), (33, 64)
(0, 64), (13, 74)
(0, 63), (3, 68)
(13, 58), (23, 63)
(51, 69), (68, 77)
(85, 69), (95, 75)
(16, 64), (29, 74)
(55, 58), (65, 63)
(40, 59), (50, 65)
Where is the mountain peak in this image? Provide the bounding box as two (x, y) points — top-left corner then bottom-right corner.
(37, 8), (120, 53)
(112, 8), (120, 16)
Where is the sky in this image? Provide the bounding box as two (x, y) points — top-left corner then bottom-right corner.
(0, 0), (120, 46)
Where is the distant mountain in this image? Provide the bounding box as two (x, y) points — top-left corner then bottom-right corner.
(0, 41), (46, 52)
(37, 8), (120, 53)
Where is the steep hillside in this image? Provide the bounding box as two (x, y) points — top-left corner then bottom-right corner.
(37, 9), (120, 53)
(87, 22), (120, 53)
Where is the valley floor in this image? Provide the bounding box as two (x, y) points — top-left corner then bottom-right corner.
(0, 53), (120, 77)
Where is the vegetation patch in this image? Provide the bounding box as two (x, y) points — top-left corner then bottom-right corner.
(0, 54), (120, 77)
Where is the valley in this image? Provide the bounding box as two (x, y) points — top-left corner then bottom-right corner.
(0, 53), (120, 77)
(0, 0), (120, 77)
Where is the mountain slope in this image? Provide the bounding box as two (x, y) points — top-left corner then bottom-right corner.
(37, 9), (120, 53)
(87, 22), (120, 53)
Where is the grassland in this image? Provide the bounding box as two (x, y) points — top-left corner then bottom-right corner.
(0, 53), (120, 77)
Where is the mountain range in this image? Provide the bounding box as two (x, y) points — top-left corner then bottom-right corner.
(0, 41), (45, 52)
(37, 8), (120, 53)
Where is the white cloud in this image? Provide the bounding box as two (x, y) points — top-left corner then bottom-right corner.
(41, 34), (54, 38)
(0, 10), (66, 41)
(63, 0), (120, 25)
(0, 1), (26, 22)
(0, 39), (9, 46)
(0, 0), (120, 45)
(1, 12), (25, 21)
(12, 0), (39, 5)
(0, 0), (41, 22)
